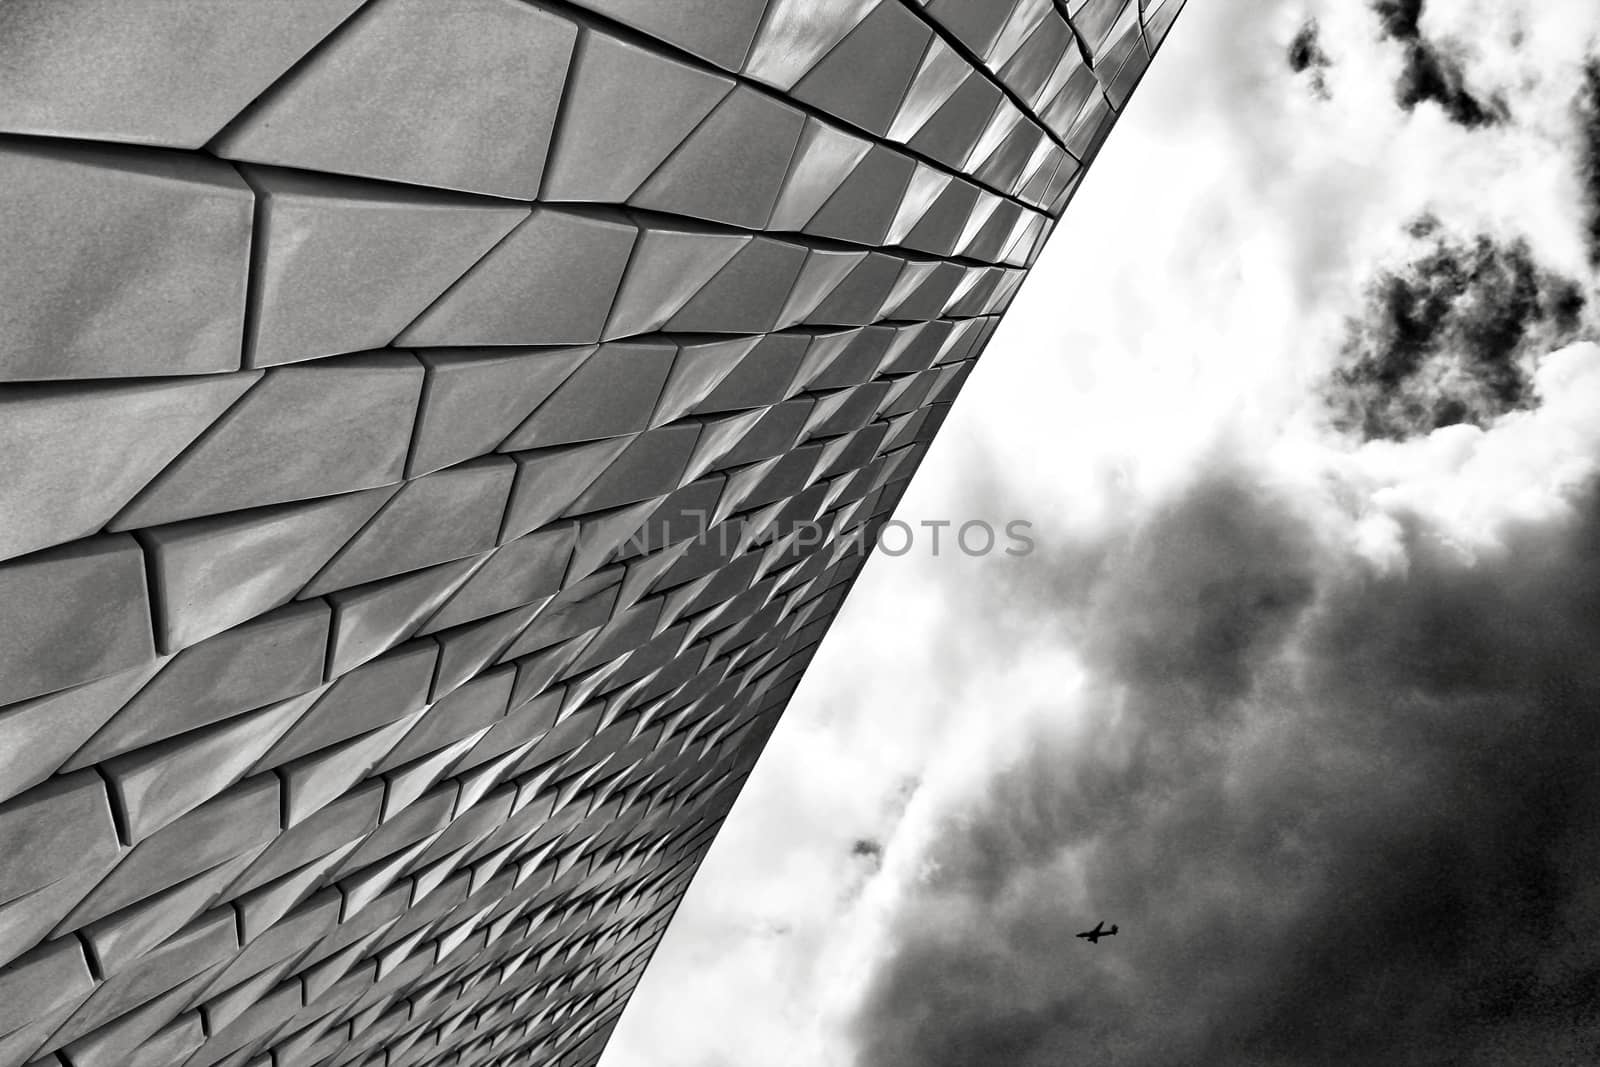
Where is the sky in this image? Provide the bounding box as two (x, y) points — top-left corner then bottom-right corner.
(604, 1), (1600, 1064)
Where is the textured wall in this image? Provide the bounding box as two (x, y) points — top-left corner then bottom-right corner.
(0, 1), (1182, 1065)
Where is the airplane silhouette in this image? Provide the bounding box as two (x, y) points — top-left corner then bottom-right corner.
(1076, 921), (1118, 944)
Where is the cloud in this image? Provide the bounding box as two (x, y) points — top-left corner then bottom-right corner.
(851, 839), (885, 865)
(1371, 0), (1424, 41)
(1394, 41), (1509, 127)
(1372, 0), (1509, 128)
(847, 460), (1600, 1067)
(1578, 57), (1600, 267)
(1287, 19), (1332, 99)
(1323, 217), (1588, 440)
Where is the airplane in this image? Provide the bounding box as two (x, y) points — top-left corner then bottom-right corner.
(1076, 921), (1118, 944)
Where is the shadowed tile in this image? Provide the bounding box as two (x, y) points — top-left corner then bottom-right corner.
(565, 426), (703, 514)
(664, 238), (809, 335)
(803, 144), (916, 246)
(908, 72), (1004, 170)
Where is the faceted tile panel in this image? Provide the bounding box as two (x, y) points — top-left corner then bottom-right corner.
(240, 168), (528, 368)
(667, 238), (810, 334)
(925, 0), (1015, 57)
(0, 374), (257, 562)
(100, 700), (310, 843)
(501, 341), (677, 451)
(140, 486), (397, 652)
(0, 0), (1179, 1064)
(214, 0), (577, 200)
(0, 663), (163, 805)
(653, 338), (764, 423)
(302, 457), (515, 596)
(0, 771), (120, 909)
(769, 120), (876, 232)
(540, 31), (735, 204)
(0, 0), (365, 148)
(628, 87), (808, 230)
(112, 352), (424, 529)
(0, 537), (155, 706)
(323, 558), (486, 677)
(744, 0), (883, 91)
(396, 209), (639, 347)
(571, 0), (768, 71)
(804, 145), (917, 246)
(66, 601), (331, 768)
(889, 35), (973, 143)
(502, 439), (634, 543)
(605, 225), (751, 339)
(789, 3), (932, 138)
(0, 141), (252, 381)
(409, 346), (592, 477)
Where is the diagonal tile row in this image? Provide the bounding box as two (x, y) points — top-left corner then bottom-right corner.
(1, 136), (1038, 383)
(4, 312), (991, 709)
(0, 1), (1184, 1065)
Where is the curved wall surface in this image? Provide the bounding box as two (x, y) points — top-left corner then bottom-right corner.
(0, 1), (1183, 1065)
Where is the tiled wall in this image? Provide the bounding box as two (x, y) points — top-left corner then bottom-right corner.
(0, 2), (1183, 1065)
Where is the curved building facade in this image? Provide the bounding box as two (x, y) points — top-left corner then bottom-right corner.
(0, 1), (1183, 1065)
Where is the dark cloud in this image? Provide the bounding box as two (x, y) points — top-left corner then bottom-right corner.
(1287, 19), (1332, 99)
(1372, 0), (1424, 42)
(1578, 57), (1600, 269)
(851, 838), (885, 864)
(1371, 0), (1509, 127)
(848, 466), (1600, 1067)
(1395, 42), (1509, 127)
(1325, 219), (1587, 440)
